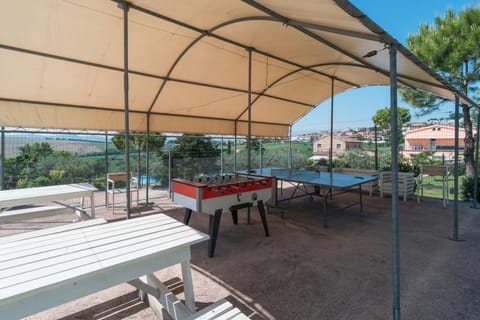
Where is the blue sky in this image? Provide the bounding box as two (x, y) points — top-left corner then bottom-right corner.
(292, 1), (477, 135)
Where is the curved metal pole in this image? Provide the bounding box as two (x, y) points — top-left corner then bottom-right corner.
(390, 42), (401, 320)
(120, 1), (131, 219)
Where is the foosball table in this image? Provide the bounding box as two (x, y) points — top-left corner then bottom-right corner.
(172, 173), (273, 257)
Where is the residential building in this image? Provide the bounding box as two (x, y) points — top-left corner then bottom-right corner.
(402, 124), (465, 160)
(312, 135), (362, 159)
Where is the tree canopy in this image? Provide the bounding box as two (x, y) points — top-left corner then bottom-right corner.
(372, 107), (411, 130)
(372, 107), (411, 145)
(401, 7), (480, 110)
(401, 6), (480, 177)
(112, 131), (166, 185)
(168, 135), (221, 179)
(111, 132), (166, 155)
(4, 142), (102, 188)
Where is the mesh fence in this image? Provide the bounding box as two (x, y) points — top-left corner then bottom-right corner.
(0, 130), (311, 207)
(0, 128), (461, 206)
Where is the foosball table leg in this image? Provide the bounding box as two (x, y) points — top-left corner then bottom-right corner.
(184, 208), (193, 225)
(257, 200), (270, 237)
(231, 210), (238, 224)
(208, 209), (223, 257)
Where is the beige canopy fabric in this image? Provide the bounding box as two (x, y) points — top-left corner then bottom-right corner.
(0, 0), (475, 137)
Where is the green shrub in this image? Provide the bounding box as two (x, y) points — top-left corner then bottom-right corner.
(92, 176), (107, 191)
(28, 176), (51, 187)
(460, 176), (480, 201)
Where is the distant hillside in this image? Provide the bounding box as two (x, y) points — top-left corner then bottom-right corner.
(3, 136), (105, 158)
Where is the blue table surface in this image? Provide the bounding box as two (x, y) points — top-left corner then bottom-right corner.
(239, 168), (377, 188)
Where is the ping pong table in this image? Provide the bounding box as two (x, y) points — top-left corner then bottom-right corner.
(243, 168), (378, 227)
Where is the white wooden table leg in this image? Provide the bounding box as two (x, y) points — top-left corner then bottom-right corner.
(90, 193), (95, 218)
(181, 260), (195, 313)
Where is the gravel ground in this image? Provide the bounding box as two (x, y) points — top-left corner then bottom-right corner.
(3, 190), (480, 320)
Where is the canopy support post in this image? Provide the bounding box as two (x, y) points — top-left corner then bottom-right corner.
(288, 126), (292, 168)
(220, 135), (224, 174)
(329, 78), (335, 172)
(451, 95), (462, 241)
(145, 114), (151, 205)
(1, 127), (4, 190)
(234, 122), (237, 172)
(375, 124), (379, 170)
(259, 139), (263, 169)
(472, 113), (479, 208)
(119, 0), (131, 219)
(389, 42), (401, 320)
(247, 48), (253, 172)
(104, 131), (109, 207)
(168, 149), (172, 199)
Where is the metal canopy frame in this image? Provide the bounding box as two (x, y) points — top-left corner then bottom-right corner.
(1, 1), (476, 137)
(1, 2), (479, 320)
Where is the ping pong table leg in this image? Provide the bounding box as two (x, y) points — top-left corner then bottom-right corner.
(323, 188), (328, 228)
(290, 182), (312, 201)
(359, 185), (363, 213)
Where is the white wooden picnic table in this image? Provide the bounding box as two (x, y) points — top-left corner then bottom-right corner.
(0, 213), (210, 320)
(0, 182), (97, 219)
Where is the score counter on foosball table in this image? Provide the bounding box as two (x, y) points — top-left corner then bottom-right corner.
(172, 174), (273, 257)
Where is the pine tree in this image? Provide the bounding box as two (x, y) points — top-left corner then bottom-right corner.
(400, 6), (480, 177)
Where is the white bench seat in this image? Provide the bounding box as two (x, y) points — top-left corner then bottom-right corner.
(0, 183), (97, 219)
(186, 300), (249, 320)
(0, 205), (75, 223)
(139, 273), (250, 320)
(0, 218), (107, 244)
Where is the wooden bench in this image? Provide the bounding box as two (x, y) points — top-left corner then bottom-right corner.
(139, 272), (250, 320)
(185, 300), (249, 320)
(0, 204), (88, 223)
(142, 272), (250, 319)
(106, 172), (139, 212)
(417, 165), (449, 208)
(379, 171), (415, 202)
(332, 168), (379, 196)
